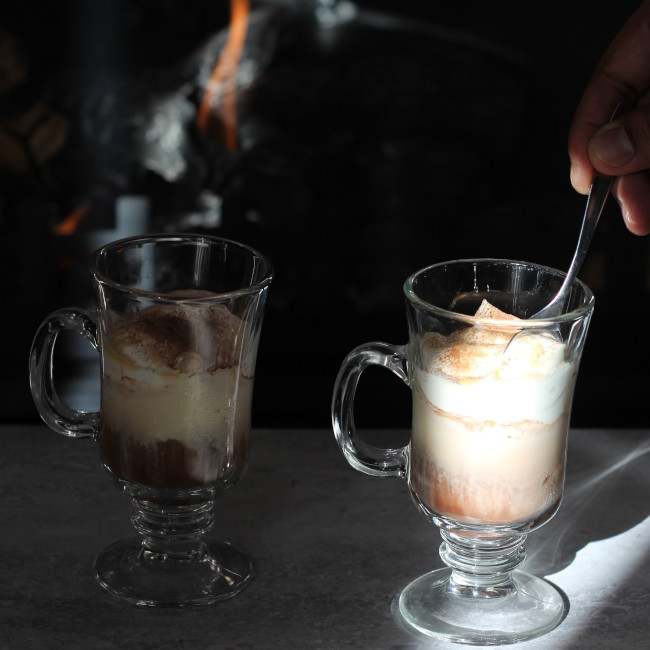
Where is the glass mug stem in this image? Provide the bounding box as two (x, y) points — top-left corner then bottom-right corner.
(439, 529), (526, 592)
(132, 497), (215, 559)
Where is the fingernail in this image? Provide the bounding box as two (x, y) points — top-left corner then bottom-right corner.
(590, 126), (635, 166)
(570, 162), (590, 194)
(570, 163), (581, 191)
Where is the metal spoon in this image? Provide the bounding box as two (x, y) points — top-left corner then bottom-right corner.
(529, 170), (613, 320)
(502, 169), (612, 353)
(528, 104), (621, 320)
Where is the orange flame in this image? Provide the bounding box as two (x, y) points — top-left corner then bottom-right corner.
(53, 202), (89, 235)
(196, 0), (250, 150)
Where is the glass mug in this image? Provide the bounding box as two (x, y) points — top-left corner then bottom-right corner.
(30, 234), (273, 606)
(332, 259), (594, 645)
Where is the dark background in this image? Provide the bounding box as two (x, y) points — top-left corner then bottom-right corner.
(1, 0), (647, 429)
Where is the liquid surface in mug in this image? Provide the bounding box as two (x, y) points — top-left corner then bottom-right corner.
(99, 290), (253, 490)
(410, 300), (576, 526)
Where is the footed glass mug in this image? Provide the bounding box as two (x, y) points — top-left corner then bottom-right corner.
(30, 234), (273, 606)
(332, 259), (594, 645)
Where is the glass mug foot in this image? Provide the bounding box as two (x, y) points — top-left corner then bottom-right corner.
(398, 568), (565, 645)
(94, 493), (253, 607)
(94, 537), (253, 607)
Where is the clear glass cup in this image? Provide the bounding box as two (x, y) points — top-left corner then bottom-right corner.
(29, 234), (273, 606)
(332, 259), (594, 644)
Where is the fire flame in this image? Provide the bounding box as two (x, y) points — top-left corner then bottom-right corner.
(53, 201), (89, 236)
(196, 0), (250, 150)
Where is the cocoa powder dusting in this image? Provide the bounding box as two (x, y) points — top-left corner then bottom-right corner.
(109, 301), (242, 371)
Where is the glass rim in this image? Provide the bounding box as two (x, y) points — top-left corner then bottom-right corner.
(89, 233), (274, 301)
(403, 258), (595, 327)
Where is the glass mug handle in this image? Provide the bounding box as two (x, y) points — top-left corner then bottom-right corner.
(29, 308), (100, 438)
(332, 342), (409, 477)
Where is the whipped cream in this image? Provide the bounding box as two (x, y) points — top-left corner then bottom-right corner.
(417, 300), (573, 425)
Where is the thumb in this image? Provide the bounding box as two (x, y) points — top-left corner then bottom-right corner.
(588, 106), (650, 176)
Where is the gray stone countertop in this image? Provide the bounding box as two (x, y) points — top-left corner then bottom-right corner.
(1, 425), (649, 649)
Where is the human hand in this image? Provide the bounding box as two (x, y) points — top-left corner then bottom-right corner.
(568, 1), (650, 235)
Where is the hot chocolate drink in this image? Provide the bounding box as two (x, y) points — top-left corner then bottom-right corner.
(410, 300), (576, 526)
(99, 290), (253, 491)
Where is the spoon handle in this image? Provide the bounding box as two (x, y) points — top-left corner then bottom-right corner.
(533, 173), (613, 319)
(566, 172), (614, 280)
(531, 103), (622, 320)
